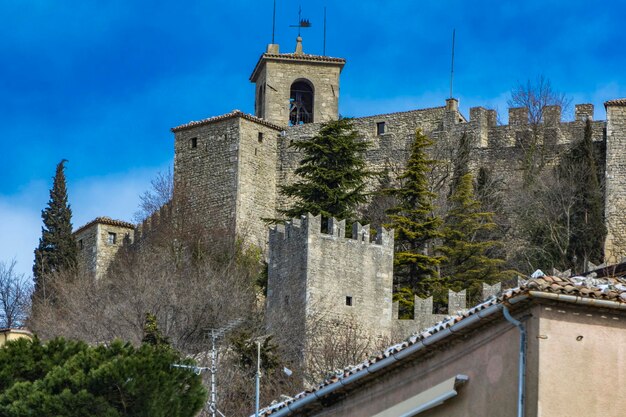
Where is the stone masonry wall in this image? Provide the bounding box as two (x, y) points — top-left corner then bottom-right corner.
(75, 220), (134, 279)
(173, 117), (241, 236)
(236, 118), (281, 249)
(604, 103), (626, 263)
(267, 214), (394, 343)
(257, 57), (342, 126)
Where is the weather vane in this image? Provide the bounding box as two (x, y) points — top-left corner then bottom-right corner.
(290, 6), (311, 37)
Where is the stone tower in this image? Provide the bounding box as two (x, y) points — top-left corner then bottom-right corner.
(249, 37), (345, 126)
(266, 214), (394, 364)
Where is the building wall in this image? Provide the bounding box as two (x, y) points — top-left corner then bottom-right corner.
(267, 214), (394, 348)
(604, 103), (626, 263)
(173, 118), (241, 236)
(236, 118), (281, 249)
(308, 307), (531, 417)
(255, 57), (342, 126)
(536, 303), (626, 417)
(75, 221), (134, 279)
(0, 329), (33, 347)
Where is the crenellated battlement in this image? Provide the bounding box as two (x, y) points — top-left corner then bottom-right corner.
(269, 213), (393, 248)
(134, 201), (173, 241)
(392, 283), (503, 338)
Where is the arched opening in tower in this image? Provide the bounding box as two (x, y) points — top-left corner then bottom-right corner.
(256, 83), (265, 118)
(289, 80), (314, 125)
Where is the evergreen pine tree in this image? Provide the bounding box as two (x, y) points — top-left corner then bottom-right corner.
(385, 129), (443, 296)
(142, 312), (170, 347)
(33, 160), (77, 299)
(278, 118), (371, 223)
(565, 119), (606, 271)
(440, 173), (507, 304)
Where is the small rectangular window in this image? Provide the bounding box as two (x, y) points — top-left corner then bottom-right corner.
(79, 239), (84, 249)
(346, 296), (353, 306)
(258, 132), (264, 143)
(190, 137), (198, 148)
(107, 232), (117, 245)
(376, 122), (386, 135)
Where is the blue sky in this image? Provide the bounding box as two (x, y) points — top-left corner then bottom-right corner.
(2, 0), (626, 277)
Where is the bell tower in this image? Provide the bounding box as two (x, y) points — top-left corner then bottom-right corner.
(249, 37), (345, 126)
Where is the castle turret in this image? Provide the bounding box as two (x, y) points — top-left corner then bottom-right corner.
(249, 38), (346, 126)
(267, 214), (394, 367)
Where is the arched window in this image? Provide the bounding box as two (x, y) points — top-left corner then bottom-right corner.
(289, 79), (314, 125)
(256, 83), (265, 118)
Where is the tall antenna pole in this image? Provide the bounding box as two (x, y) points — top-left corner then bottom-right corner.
(272, 0), (276, 43)
(323, 6), (327, 55)
(449, 28), (456, 99)
(210, 330), (217, 417)
(255, 341), (261, 417)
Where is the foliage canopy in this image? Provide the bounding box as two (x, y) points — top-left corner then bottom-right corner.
(279, 118), (372, 223)
(0, 337), (206, 417)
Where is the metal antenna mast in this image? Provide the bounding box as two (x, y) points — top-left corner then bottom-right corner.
(449, 28), (456, 99)
(205, 319), (242, 417)
(272, 0), (276, 43)
(323, 7), (327, 55)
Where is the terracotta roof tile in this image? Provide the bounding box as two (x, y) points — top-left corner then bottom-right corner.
(249, 53), (346, 81)
(171, 110), (284, 132)
(605, 98), (626, 107)
(74, 217), (135, 235)
(259, 274), (626, 416)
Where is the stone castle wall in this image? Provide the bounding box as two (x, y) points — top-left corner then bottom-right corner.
(75, 218), (134, 279)
(604, 102), (626, 263)
(173, 117), (241, 236)
(267, 214), (394, 341)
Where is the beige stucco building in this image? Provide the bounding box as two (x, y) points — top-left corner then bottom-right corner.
(259, 275), (626, 417)
(0, 328), (33, 347)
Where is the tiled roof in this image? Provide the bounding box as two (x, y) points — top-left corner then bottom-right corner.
(249, 53), (346, 81)
(74, 217), (135, 235)
(259, 275), (626, 416)
(171, 110), (285, 132)
(605, 98), (626, 107)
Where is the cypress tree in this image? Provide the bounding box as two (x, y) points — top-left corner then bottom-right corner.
(440, 173), (507, 305)
(565, 119), (606, 271)
(33, 160), (77, 299)
(385, 129), (443, 296)
(278, 118), (372, 223)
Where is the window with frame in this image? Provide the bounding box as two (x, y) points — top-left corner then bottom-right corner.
(107, 232), (117, 245)
(190, 137), (198, 149)
(376, 121), (386, 135)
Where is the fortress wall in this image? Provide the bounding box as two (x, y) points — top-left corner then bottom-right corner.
(235, 118), (281, 249)
(173, 118), (241, 235)
(267, 215), (316, 345)
(277, 108), (447, 212)
(75, 221), (134, 279)
(604, 103), (626, 263)
(75, 225), (99, 277)
(267, 214), (395, 341)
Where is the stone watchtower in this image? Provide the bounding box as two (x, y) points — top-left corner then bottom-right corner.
(249, 37), (345, 126)
(170, 39), (346, 251)
(266, 214), (394, 364)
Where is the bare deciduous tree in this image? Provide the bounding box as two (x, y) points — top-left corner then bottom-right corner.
(0, 260), (32, 328)
(134, 166), (174, 222)
(508, 75), (571, 125)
